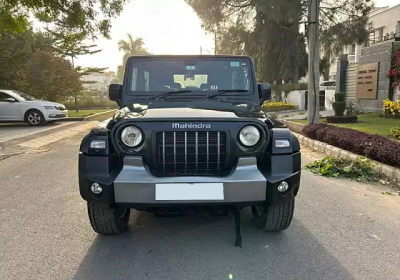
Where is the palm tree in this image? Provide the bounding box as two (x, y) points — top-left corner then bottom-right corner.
(118, 34), (149, 60)
(117, 34), (150, 82)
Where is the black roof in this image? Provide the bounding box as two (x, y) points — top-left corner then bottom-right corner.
(127, 54), (252, 59)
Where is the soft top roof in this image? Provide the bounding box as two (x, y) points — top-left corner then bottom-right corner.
(127, 54), (253, 60)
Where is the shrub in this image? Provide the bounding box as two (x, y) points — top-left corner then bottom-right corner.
(261, 101), (297, 112)
(302, 124), (400, 168)
(332, 92), (346, 116)
(326, 115), (358, 123)
(390, 126), (400, 139)
(346, 101), (356, 116)
(383, 99), (400, 118)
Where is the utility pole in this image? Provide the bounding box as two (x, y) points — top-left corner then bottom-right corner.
(307, 0), (320, 124)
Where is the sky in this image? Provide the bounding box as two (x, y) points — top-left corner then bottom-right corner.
(69, 0), (400, 73)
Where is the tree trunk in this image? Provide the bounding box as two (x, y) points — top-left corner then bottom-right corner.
(71, 54), (78, 113)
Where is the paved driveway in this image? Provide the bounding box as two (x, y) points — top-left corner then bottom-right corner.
(1, 132), (399, 280)
(0, 122), (75, 143)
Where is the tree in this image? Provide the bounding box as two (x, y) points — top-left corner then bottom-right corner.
(0, 28), (53, 88)
(17, 51), (81, 102)
(320, 15), (371, 80)
(116, 34), (149, 82)
(0, 0), (128, 39)
(51, 31), (101, 68)
(186, 0), (373, 84)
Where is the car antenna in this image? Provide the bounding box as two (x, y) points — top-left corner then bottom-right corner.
(232, 207), (242, 247)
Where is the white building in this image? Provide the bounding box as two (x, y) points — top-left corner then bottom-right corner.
(327, 4), (400, 81)
(80, 72), (116, 96)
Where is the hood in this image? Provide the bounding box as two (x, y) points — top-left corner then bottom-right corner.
(112, 99), (267, 122)
(26, 100), (64, 107)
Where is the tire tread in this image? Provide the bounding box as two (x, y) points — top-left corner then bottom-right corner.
(87, 202), (130, 235)
(252, 199), (295, 232)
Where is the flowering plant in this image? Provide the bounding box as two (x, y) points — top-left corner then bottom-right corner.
(383, 99), (400, 118)
(387, 49), (400, 90)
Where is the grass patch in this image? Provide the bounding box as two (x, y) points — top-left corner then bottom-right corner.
(290, 113), (399, 138)
(68, 109), (111, 118)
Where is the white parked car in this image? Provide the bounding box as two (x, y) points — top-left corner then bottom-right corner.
(0, 89), (68, 126)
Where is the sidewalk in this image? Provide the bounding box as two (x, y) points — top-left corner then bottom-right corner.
(274, 110), (334, 120)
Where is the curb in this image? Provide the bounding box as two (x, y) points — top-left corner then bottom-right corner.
(84, 109), (117, 121)
(61, 109), (117, 122)
(281, 119), (305, 134)
(293, 132), (400, 180)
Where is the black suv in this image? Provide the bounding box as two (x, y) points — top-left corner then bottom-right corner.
(79, 55), (301, 246)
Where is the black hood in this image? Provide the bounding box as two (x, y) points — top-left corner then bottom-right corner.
(112, 99), (267, 121)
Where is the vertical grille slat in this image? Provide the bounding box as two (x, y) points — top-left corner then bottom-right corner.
(162, 132), (166, 172)
(184, 132), (187, 171)
(206, 132), (209, 170)
(156, 130), (227, 176)
(195, 132), (198, 171)
(217, 132), (220, 169)
(173, 132), (176, 172)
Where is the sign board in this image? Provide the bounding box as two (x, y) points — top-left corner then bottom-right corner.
(356, 62), (379, 99)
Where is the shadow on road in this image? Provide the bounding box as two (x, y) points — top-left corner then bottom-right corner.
(73, 209), (354, 280)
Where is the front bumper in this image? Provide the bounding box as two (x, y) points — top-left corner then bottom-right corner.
(44, 109), (68, 120)
(79, 154), (301, 208)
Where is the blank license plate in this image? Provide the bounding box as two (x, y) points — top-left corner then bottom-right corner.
(155, 183), (224, 201)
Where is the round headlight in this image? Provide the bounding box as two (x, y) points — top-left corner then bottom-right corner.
(239, 125), (260, 147)
(121, 126), (143, 147)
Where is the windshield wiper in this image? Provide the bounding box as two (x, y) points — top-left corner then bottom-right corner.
(205, 89), (248, 99)
(149, 90), (192, 100)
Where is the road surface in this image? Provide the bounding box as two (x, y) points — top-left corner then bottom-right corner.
(0, 130), (399, 280)
(0, 122), (76, 143)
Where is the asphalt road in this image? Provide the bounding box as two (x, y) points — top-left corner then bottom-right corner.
(0, 121), (76, 143)
(1, 131), (400, 280)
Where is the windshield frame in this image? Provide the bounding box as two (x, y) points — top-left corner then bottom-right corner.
(123, 55), (258, 101)
(11, 90), (36, 101)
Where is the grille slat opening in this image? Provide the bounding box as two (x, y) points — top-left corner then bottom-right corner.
(156, 131), (227, 176)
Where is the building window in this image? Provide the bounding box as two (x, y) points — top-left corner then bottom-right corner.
(376, 28), (383, 42)
(396, 21), (400, 35)
(350, 44), (356, 55)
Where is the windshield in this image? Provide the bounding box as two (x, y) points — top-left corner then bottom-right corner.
(127, 57), (254, 96)
(12, 90), (36, 101)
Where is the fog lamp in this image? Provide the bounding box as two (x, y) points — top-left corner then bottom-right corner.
(277, 181), (289, 192)
(90, 182), (103, 194)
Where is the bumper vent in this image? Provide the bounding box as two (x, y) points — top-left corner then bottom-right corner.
(155, 131), (227, 176)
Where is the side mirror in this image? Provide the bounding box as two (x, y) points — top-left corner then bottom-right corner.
(109, 84), (122, 104)
(258, 83), (271, 105)
(6, 97), (17, 102)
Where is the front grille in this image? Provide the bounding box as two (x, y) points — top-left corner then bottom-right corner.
(156, 131), (227, 176)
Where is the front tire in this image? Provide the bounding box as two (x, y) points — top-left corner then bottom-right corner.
(251, 199), (295, 232)
(25, 109), (45, 126)
(87, 202), (130, 235)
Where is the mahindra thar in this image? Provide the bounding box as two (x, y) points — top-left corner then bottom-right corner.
(79, 55), (301, 246)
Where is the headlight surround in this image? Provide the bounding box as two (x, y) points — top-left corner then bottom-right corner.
(275, 139), (291, 148)
(44, 106), (57, 110)
(120, 126), (143, 147)
(239, 125), (261, 147)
